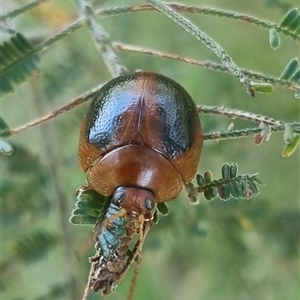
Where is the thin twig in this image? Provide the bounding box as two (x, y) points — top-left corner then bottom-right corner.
(203, 127), (273, 141)
(0, 0), (52, 21)
(36, 18), (85, 52)
(5, 88), (299, 141)
(3, 4), (296, 94)
(114, 42), (299, 91)
(198, 106), (284, 126)
(143, 0), (255, 97)
(94, 3), (299, 43)
(74, 0), (127, 77)
(4, 84), (103, 138)
(2, 2), (298, 43)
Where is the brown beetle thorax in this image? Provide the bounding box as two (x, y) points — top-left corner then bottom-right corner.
(87, 144), (183, 202)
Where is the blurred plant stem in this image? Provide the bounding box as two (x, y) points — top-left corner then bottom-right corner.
(143, 0), (255, 97)
(113, 42), (298, 92)
(96, 3), (299, 42)
(74, 0), (127, 76)
(0, 0), (52, 21)
(29, 77), (81, 300)
(5, 92), (299, 144)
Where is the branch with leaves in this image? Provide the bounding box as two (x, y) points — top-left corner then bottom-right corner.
(1, 2), (299, 299)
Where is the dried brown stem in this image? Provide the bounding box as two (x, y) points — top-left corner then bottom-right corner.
(5, 84), (103, 138)
(74, 0), (127, 76)
(114, 42), (299, 91)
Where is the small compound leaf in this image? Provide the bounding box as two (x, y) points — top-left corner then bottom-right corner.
(280, 58), (298, 80)
(0, 116), (9, 134)
(294, 88), (300, 99)
(290, 70), (300, 83)
(196, 174), (205, 187)
(234, 181), (244, 198)
(157, 202), (169, 216)
(0, 138), (13, 155)
(11, 230), (57, 263)
(229, 163), (238, 178)
(209, 187), (218, 199)
(252, 176), (263, 185)
(228, 181), (239, 199)
(288, 15), (300, 31)
(153, 210), (159, 224)
(221, 163), (230, 180)
(71, 208), (101, 219)
(251, 82), (275, 93)
(283, 124), (294, 144)
(253, 124), (271, 145)
(69, 214), (98, 225)
(0, 33), (41, 97)
(269, 28), (280, 49)
(69, 188), (110, 226)
(248, 180), (259, 195)
(279, 8), (298, 28)
(282, 133), (300, 157)
(196, 164), (262, 201)
(241, 180), (252, 199)
(204, 170), (212, 183)
(204, 189), (212, 201)
(219, 184), (231, 200)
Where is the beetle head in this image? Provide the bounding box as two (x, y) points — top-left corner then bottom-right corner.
(111, 186), (155, 219)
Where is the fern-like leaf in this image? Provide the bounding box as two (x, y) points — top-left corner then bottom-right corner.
(196, 163), (262, 201)
(280, 58), (299, 80)
(34, 281), (72, 300)
(10, 230), (58, 263)
(0, 33), (40, 96)
(69, 188), (111, 226)
(279, 8), (298, 29)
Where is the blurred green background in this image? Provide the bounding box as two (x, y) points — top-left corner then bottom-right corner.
(1, 0), (299, 300)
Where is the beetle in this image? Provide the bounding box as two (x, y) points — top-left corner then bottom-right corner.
(77, 71), (203, 299)
(78, 71), (203, 207)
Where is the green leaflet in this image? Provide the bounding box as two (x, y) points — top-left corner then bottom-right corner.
(0, 33), (41, 96)
(269, 28), (280, 49)
(196, 163), (262, 201)
(282, 133), (300, 157)
(0, 138), (13, 155)
(280, 8), (298, 28)
(280, 59), (298, 80)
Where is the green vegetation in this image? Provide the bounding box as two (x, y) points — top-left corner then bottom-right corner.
(1, 1), (299, 300)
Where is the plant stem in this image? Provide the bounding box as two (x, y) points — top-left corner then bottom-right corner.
(143, 0), (255, 97)
(203, 127), (276, 141)
(74, 0), (127, 77)
(4, 84), (103, 138)
(114, 42), (299, 91)
(95, 3), (299, 43)
(0, 0), (52, 21)
(5, 90), (299, 142)
(198, 106), (284, 126)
